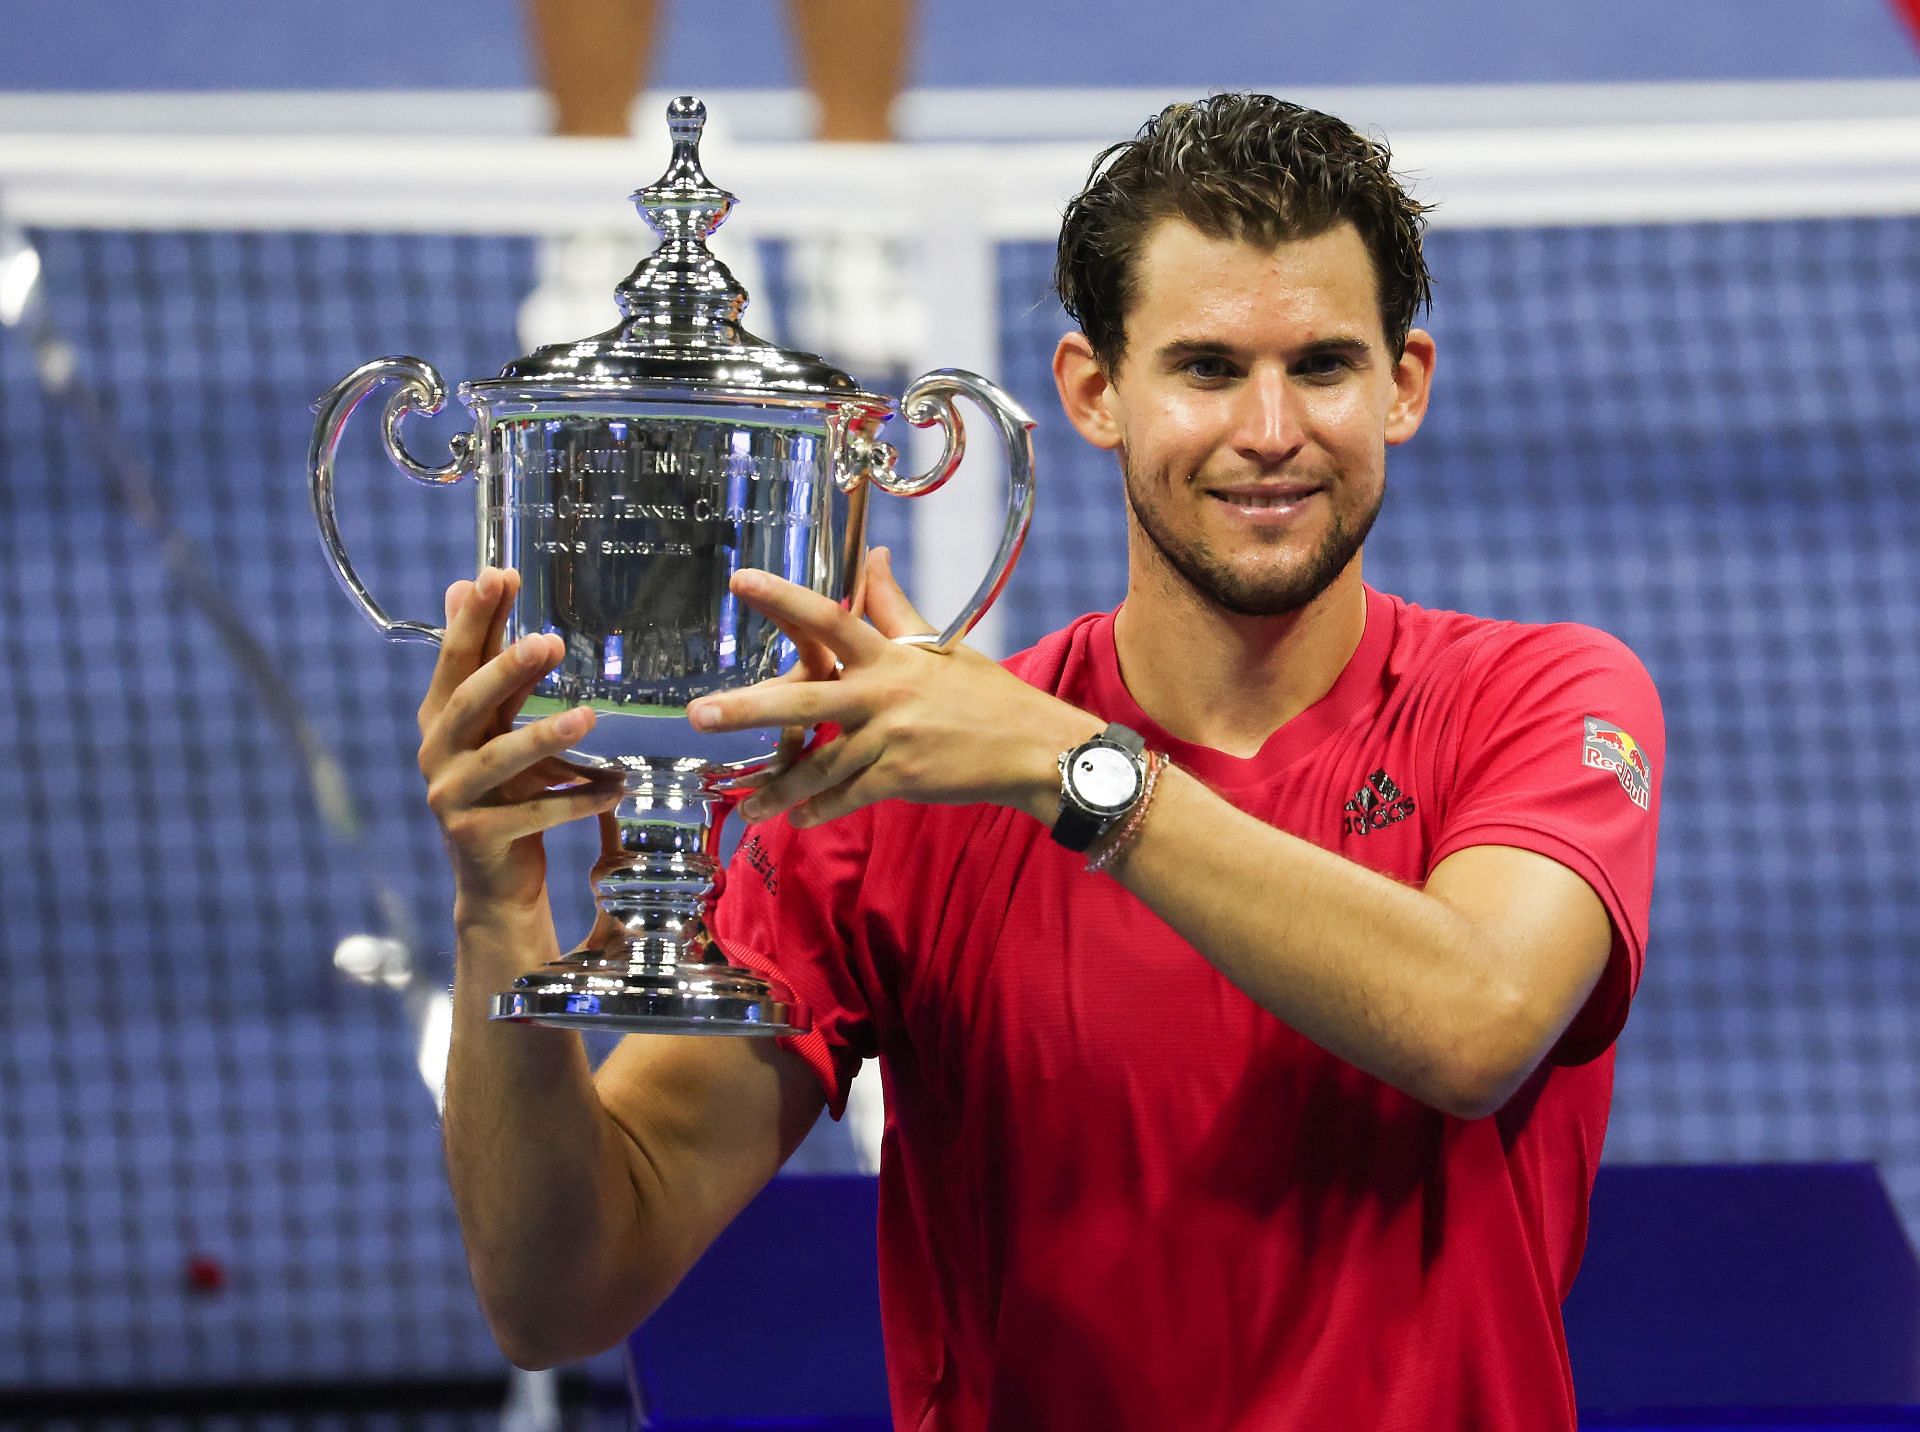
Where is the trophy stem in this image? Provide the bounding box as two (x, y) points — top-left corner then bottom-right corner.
(594, 762), (729, 967)
(488, 757), (808, 1035)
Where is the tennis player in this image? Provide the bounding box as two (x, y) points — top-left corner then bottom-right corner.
(419, 94), (1663, 1429)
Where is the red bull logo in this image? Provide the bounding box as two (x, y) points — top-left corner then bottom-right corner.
(1583, 716), (1652, 810)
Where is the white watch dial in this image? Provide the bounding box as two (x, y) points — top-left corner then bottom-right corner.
(1072, 746), (1143, 813)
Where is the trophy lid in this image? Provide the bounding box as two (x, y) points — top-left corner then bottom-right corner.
(482, 96), (873, 401)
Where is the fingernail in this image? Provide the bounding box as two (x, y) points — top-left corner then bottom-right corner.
(515, 635), (543, 667)
(740, 796), (766, 821)
(733, 570), (763, 595)
(558, 707), (591, 736)
(689, 703), (719, 731)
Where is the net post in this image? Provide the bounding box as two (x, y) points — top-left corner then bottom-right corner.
(905, 166), (1009, 658)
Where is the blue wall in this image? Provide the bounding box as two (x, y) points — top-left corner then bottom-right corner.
(2, 0), (1917, 92)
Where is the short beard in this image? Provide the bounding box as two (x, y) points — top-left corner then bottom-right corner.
(1122, 452), (1381, 617)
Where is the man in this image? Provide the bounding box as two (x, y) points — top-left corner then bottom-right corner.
(419, 94), (1663, 1429)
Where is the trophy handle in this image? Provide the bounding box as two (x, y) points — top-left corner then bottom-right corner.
(869, 368), (1036, 654)
(309, 356), (478, 646)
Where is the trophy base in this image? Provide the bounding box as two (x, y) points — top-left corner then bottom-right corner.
(488, 957), (808, 1035)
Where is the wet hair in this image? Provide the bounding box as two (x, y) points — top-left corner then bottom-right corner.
(1054, 93), (1433, 368)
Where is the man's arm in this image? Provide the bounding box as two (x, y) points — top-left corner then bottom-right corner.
(1076, 773), (1610, 1118)
(425, 569), (825, 1368)
(689, 558), (1613, 1120)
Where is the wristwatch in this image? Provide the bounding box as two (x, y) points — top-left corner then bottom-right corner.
(1052, 723), (1149, 852)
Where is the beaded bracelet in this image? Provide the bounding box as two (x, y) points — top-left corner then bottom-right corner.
(1086, 751), (1168, 874)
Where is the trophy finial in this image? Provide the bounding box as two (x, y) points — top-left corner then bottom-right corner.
(616, 94), (749, 338)
(632, 94), (735, 243)
(666, 95), (706, 147)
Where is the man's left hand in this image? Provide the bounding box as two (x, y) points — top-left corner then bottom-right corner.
(687, 549), (1102, 829)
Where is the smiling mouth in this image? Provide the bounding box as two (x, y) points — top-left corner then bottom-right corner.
(1205, 487), (1322, 510)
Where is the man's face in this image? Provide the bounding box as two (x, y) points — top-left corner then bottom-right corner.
(1080, 218), (1432, 617)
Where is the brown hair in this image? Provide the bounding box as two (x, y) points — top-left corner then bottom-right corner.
(1054, 93), (1433, 369)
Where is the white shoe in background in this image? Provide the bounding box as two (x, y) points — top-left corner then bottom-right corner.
(516, 227), (638, 352)
(516, 222), (774, 353)
(785, 230), (928, 380)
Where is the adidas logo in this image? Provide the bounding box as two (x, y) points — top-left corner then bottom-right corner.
(1343, 768), (1416, 837)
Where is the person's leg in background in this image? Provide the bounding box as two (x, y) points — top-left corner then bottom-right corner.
(783, 0), (927, 375)
(789, 0), (912, 143)
(526, 0), (658, 139)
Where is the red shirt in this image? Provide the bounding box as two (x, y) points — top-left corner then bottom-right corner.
(714, 585), (1664, 1431)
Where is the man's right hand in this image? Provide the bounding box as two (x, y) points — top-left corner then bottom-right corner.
(415, 566), (624, 911)
(423, 570), (827, 1372)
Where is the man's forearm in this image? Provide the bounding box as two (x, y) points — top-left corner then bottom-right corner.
(442, 892), (650, 1366)
(1019, 764), (1566, 1118)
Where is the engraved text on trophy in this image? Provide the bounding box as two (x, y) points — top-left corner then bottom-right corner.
(490, 413), (840, 760)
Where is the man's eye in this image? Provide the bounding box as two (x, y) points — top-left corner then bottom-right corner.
(1183, 357), (1233, 381)
(1297, 354), (1353, 381)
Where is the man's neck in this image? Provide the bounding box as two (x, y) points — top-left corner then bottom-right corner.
(1112, 560), (1368, 759)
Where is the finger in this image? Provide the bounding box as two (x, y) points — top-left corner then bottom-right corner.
(788, 764), (885, 829)
(419, 578), (479, 728)
(788, 623), (837, 682)
(773, 722), (812, 780)
(864, 547), (937, 642)
(738, 731), (881, 824)
(732, 568), (888, 668)
(422, 631), (565, 767)
(448, 780), (626, 849)
(753, 661), (836, 779)
(429, 706), (604, 812)
(482, 568), (521, 662)
(490, 632), (563, 738)
(717, 722), (814, 792)
(689, 674), (861, 736)
(420, 567), (512, 728)
(494, 751), (612, 806)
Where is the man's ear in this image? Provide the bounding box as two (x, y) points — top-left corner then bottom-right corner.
(1385, 328), (1436, 447)
(1052, 331), (1122, 451)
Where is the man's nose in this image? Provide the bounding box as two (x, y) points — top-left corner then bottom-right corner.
(1232, 370), (1306, 466)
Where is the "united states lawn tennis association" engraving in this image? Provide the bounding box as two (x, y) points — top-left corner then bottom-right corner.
(496, 436), (821, 557)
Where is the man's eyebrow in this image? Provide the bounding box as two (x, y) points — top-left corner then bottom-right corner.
(1156, 338), (1240, 361)
(1154, 335), (1377, 363)
(1297, 336), (1375, 360)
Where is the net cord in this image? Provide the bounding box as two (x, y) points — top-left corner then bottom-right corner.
(2, 120), (1920, 235)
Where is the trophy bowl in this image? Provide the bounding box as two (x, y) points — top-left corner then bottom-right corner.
(308, 96), (1035, 1036)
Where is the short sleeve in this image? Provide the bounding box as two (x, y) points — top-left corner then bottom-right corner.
(1428, 624), (1665, 1064)
(708, 809), (881, 1118)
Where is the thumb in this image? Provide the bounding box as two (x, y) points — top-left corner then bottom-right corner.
(865, 547), (936, 641)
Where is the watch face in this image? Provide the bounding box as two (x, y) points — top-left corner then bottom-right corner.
(1071, 745), (1144, 814)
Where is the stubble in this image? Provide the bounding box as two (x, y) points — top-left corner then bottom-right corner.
(1121, 452), (1383, 617)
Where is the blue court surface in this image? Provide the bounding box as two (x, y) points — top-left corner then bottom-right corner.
(626, 1165), (1920, 1429)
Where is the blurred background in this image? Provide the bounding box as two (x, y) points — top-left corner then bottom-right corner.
(3, 2), (1920, 1429)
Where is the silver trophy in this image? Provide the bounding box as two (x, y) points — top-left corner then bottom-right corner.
(309, 96), (1034, 1036)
